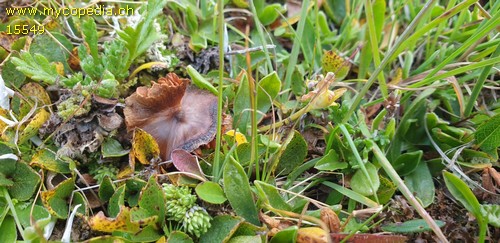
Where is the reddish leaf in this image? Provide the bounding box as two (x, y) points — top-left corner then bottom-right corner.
(171, 149), (207, 181)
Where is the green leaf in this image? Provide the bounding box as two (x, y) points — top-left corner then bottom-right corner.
(475, 114), (500, 151)
(258, 4), (283, 26)
(323, 0), (346, 25)
(387, 89), (435, 161)
(405, 162), (435, 208)
(376, 175), (397, 204)
(125, 178), (147, 207)
(11, 52), (60, 85)
(233, 72), (282, 134)
(168, 231), (194, 243)
(115, 224), (162, 242)
(61, 72), (84, 88)
(78, 44), (104, 80)
(190, 32), (208, 50)
(16, 204), (50, 228)
(228, 235), (262, 243)
(223, 158), (260, 226)
(443, 171), (483, 221)
(23, 213), (53, 241)
(137, 176), (166, 226)
(276, 131), (308, 175)
(97, 71), (120, 98)
(72, 192), (88, 215)
(9, 162), (41, 201)
(393, 150), (423, 176)
(185, 6), (199, 33)
(81, 18), (100, 63)
(232, 221), (266, 238)
(233, 73), (251, 133)
(30, 148), (71, 174)
(200, 215), (244, 242)
(117, 0), (167, 66)
(373, 0), (386, 41)
(196, 181), (227, 204)
(314, 149), (348, 171)
(0, 216), (16, 242)
(480, 204), (500, 227)
(256, 72), (281, 121)
(187, 65), (218, 95)
(99, 176), (116, 202)
(0, 143), (16, 175)
(350, 162), (380, 196)
(29, 33), (72, 71)
(41, 177), (75, 219)
(382, 219), (445, 233)
(108, 185), (126, 218)
(2, 53), (26, 89)
(101, 40), (130, 81)
(270, 226), (298, 243)
(0, 173), (13, 187)
(101, 138), (129, 158)
(254, 181), (291, 211)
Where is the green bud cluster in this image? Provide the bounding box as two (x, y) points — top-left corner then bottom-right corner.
(183, 206), (211, 238)
(57, 94), (91, 120)
(163, 184), (197, 221)
(162, 184), (212, 237)
(90, 164), (118, 184)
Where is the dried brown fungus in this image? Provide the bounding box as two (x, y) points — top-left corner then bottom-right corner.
(124, 73), (217, 160)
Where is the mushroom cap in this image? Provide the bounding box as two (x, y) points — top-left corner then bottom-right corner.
(124, 73), (217, 160)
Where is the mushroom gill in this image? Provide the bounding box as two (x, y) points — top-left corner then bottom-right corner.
(124, 73), (217, 160)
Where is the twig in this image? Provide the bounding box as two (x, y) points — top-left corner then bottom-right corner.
(225, 45), (276, 55)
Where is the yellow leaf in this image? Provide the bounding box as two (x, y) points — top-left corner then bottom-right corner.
(117, 166), (134, 179)
(388, 68), (403, 86)
(88, 206), (140, 233)
(0, 108), (8, 132)
(130, 128), (160, 167)
(55, 62), (65, 76)
(19, 82), (52, 117)
(156, 236), (166, 243)
(21, 82), (51, 106)
(41, 178), (75, 219)
(232, 0), (248, 8)
(297, 227), (328, 243)
(321, 50), (351, 81)
(225, 130), (248, 144)
(19, 108), (50, 144)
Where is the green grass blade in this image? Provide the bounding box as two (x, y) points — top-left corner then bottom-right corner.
(424, 9), (500, 79)
(339, 124), (379, 203)
(364, 0), (387, 97)
(213, 0), (225, 182)
(322, 181), (379, 208)
(464, 42), (500, 117)
(282, 0), (311, 97)
(343, 0), (438, 123)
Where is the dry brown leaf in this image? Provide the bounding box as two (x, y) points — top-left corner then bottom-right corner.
(320, 207), (341, 233)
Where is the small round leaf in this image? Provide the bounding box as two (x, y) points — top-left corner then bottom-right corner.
(196, 181), (227, 204)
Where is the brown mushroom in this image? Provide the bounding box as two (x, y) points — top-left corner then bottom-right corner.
(124, 73), (217, 160)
